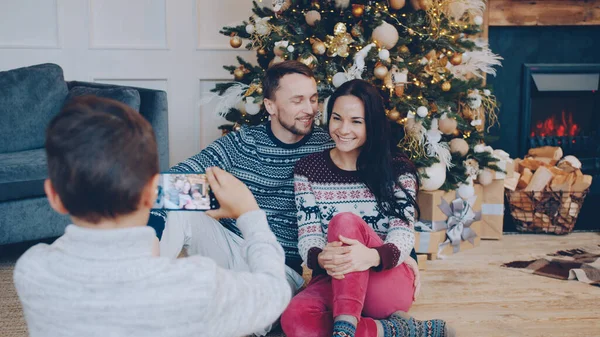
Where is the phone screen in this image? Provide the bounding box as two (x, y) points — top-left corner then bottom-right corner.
(153, 173), (215, 210)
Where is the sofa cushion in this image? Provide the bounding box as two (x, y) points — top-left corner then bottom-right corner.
(0, 149), (48, 202)
(0, 63), (68, 153)
(66, 86), (141, 111)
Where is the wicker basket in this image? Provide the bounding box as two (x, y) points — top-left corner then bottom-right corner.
(505, 189), (589, 235)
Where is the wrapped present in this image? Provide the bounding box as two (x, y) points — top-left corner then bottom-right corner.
(436, 197), (482, 257)
(415, 187), (483, 256)
(438, 222), (482, 256)
(414, 228), (446, 254)
(481, 179), (505, 240)
(417, 186), (482, 232)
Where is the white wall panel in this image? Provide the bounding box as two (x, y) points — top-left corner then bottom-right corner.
(0, 0), (59, 48)
(89, 0), (167, 49)
(195, 0), (254, 50)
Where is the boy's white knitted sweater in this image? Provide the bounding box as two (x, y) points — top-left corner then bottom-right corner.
(14, 210), (291, 337)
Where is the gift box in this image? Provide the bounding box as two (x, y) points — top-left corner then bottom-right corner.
(438, 221), (482, 257)
(481, 180), (506, 240)
(417, 185), (483, 232)
(414, 230), (446, 254)
(415, 186), (483, 256)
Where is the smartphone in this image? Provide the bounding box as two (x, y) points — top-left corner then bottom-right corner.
(152, 173), (218, 211)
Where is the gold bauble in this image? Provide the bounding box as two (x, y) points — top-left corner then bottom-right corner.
(374, 63), (388, 80)
(256, 86), (263, 95)
(407, 28), (415, 36)
(351, 25), (363, 38)
(312, 41), (326, 55)
(258, 49), (266, 56)
(450, 53), (463, 66)
(388, 109), (401, 121)
(334, 22), (347, 35)
(398, 45), (410, 54)
(426, 49), (437, 60)
(394, 84), (405, 97)
(449, 138), (469, 157)
(352, 4), (364, 17)
(305, 10), (321, 27)
(233, 68), (245, 80)
(298, 54), (316, 69)
(438, 118), (458, 135)
(439, 56), (448, 67)
(418, 0), (431, 10)
(441, 81), (451, 92)
(389, 0), (406, 10)
(230, 36), (242, 49)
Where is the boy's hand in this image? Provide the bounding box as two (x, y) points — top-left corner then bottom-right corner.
(205, 167), (259, 219)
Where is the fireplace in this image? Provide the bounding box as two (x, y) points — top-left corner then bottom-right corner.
(520, 64), (600, 230)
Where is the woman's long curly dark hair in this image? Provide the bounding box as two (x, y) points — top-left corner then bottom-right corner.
(326, 79), (420, 221)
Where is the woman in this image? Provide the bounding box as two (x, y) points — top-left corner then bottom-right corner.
(281, 80), (455, 337)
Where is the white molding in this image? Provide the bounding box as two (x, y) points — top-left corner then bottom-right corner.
(87, 0), (169, 50)
(0, 0), (61, 49)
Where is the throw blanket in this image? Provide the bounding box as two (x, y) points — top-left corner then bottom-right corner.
(502, 245), (600, 287)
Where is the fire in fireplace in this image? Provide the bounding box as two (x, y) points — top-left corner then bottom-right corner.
(531, 110), (580, 138)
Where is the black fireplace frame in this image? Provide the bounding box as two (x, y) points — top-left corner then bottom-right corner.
(520, 63), (600, 158)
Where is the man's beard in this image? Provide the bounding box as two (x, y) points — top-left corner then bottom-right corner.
(279, 116), (313, 136)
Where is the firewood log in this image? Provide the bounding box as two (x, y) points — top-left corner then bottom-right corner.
(527, 146), (563, 161)
(557, 155), (582, 173)
(513, 158), (523, 173)
(532, 156), (558, 166)
(525, 166), (554, 194)
(551, 173), (574, 192)
(504, 172), (521, 191)
(517, 168), (533, 189)
(572, 175), (592, 192)
(520, 157), (547, 172)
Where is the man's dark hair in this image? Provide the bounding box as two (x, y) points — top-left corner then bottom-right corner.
(262, 60), (315, 100)
(45, 96), (159, 223)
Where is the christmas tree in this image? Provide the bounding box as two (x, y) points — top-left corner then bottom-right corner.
(208, 0), (503, 191)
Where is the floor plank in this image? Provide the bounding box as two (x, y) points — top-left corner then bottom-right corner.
(410, 233), (600, 337)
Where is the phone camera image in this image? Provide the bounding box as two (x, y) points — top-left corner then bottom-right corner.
(153, 173), (211, 211)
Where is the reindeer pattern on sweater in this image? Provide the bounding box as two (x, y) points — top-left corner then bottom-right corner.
(294, 150), (417, 268)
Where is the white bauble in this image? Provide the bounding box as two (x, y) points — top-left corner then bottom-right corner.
(287, 45), (295, 52)
(332, 72), (348, 88)
(379, 49), (390, 61)
(457, 182), (475, 199)
(478, 169), (494, 186)
(416, 106), (428, 118)
(372, 21), (399, 49)
(418, 162), (446, 191)
(305, 10), (321, 26)
(246, 25), (255, 34)
(334, 0), (350, 9)
(474, 16), (484, 25)
(245, 102), (261, 115)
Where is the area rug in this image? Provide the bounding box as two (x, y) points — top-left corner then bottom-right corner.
(502, 245), (600, 286)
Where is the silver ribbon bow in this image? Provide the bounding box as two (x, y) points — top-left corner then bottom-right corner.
(438, 198), (481, 253)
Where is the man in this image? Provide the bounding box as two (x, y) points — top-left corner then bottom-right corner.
(150, 61), (333, 323)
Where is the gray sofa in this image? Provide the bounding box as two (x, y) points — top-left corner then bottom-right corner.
(0, 63), (169, 245)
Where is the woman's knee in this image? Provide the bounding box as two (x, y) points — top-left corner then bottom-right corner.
(281, 298), (322, 337)
(327, 212), (366, 241)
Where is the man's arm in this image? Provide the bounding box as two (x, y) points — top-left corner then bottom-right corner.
(148, 136), (235, 234)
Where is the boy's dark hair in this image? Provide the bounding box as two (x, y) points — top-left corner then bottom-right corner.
(262, 60), (315, 100)
(45, 96), (158, 223)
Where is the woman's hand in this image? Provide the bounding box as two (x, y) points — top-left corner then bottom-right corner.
(404, 256), (421, 301)
(321, 235), (381, 278)
(318, 241), (351, 280)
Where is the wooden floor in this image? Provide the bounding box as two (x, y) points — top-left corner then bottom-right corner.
(410, 232), (600, 337)
(1, 233), (599, 337)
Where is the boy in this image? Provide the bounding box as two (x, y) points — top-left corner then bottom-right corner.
(14, 96), (291, 337)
